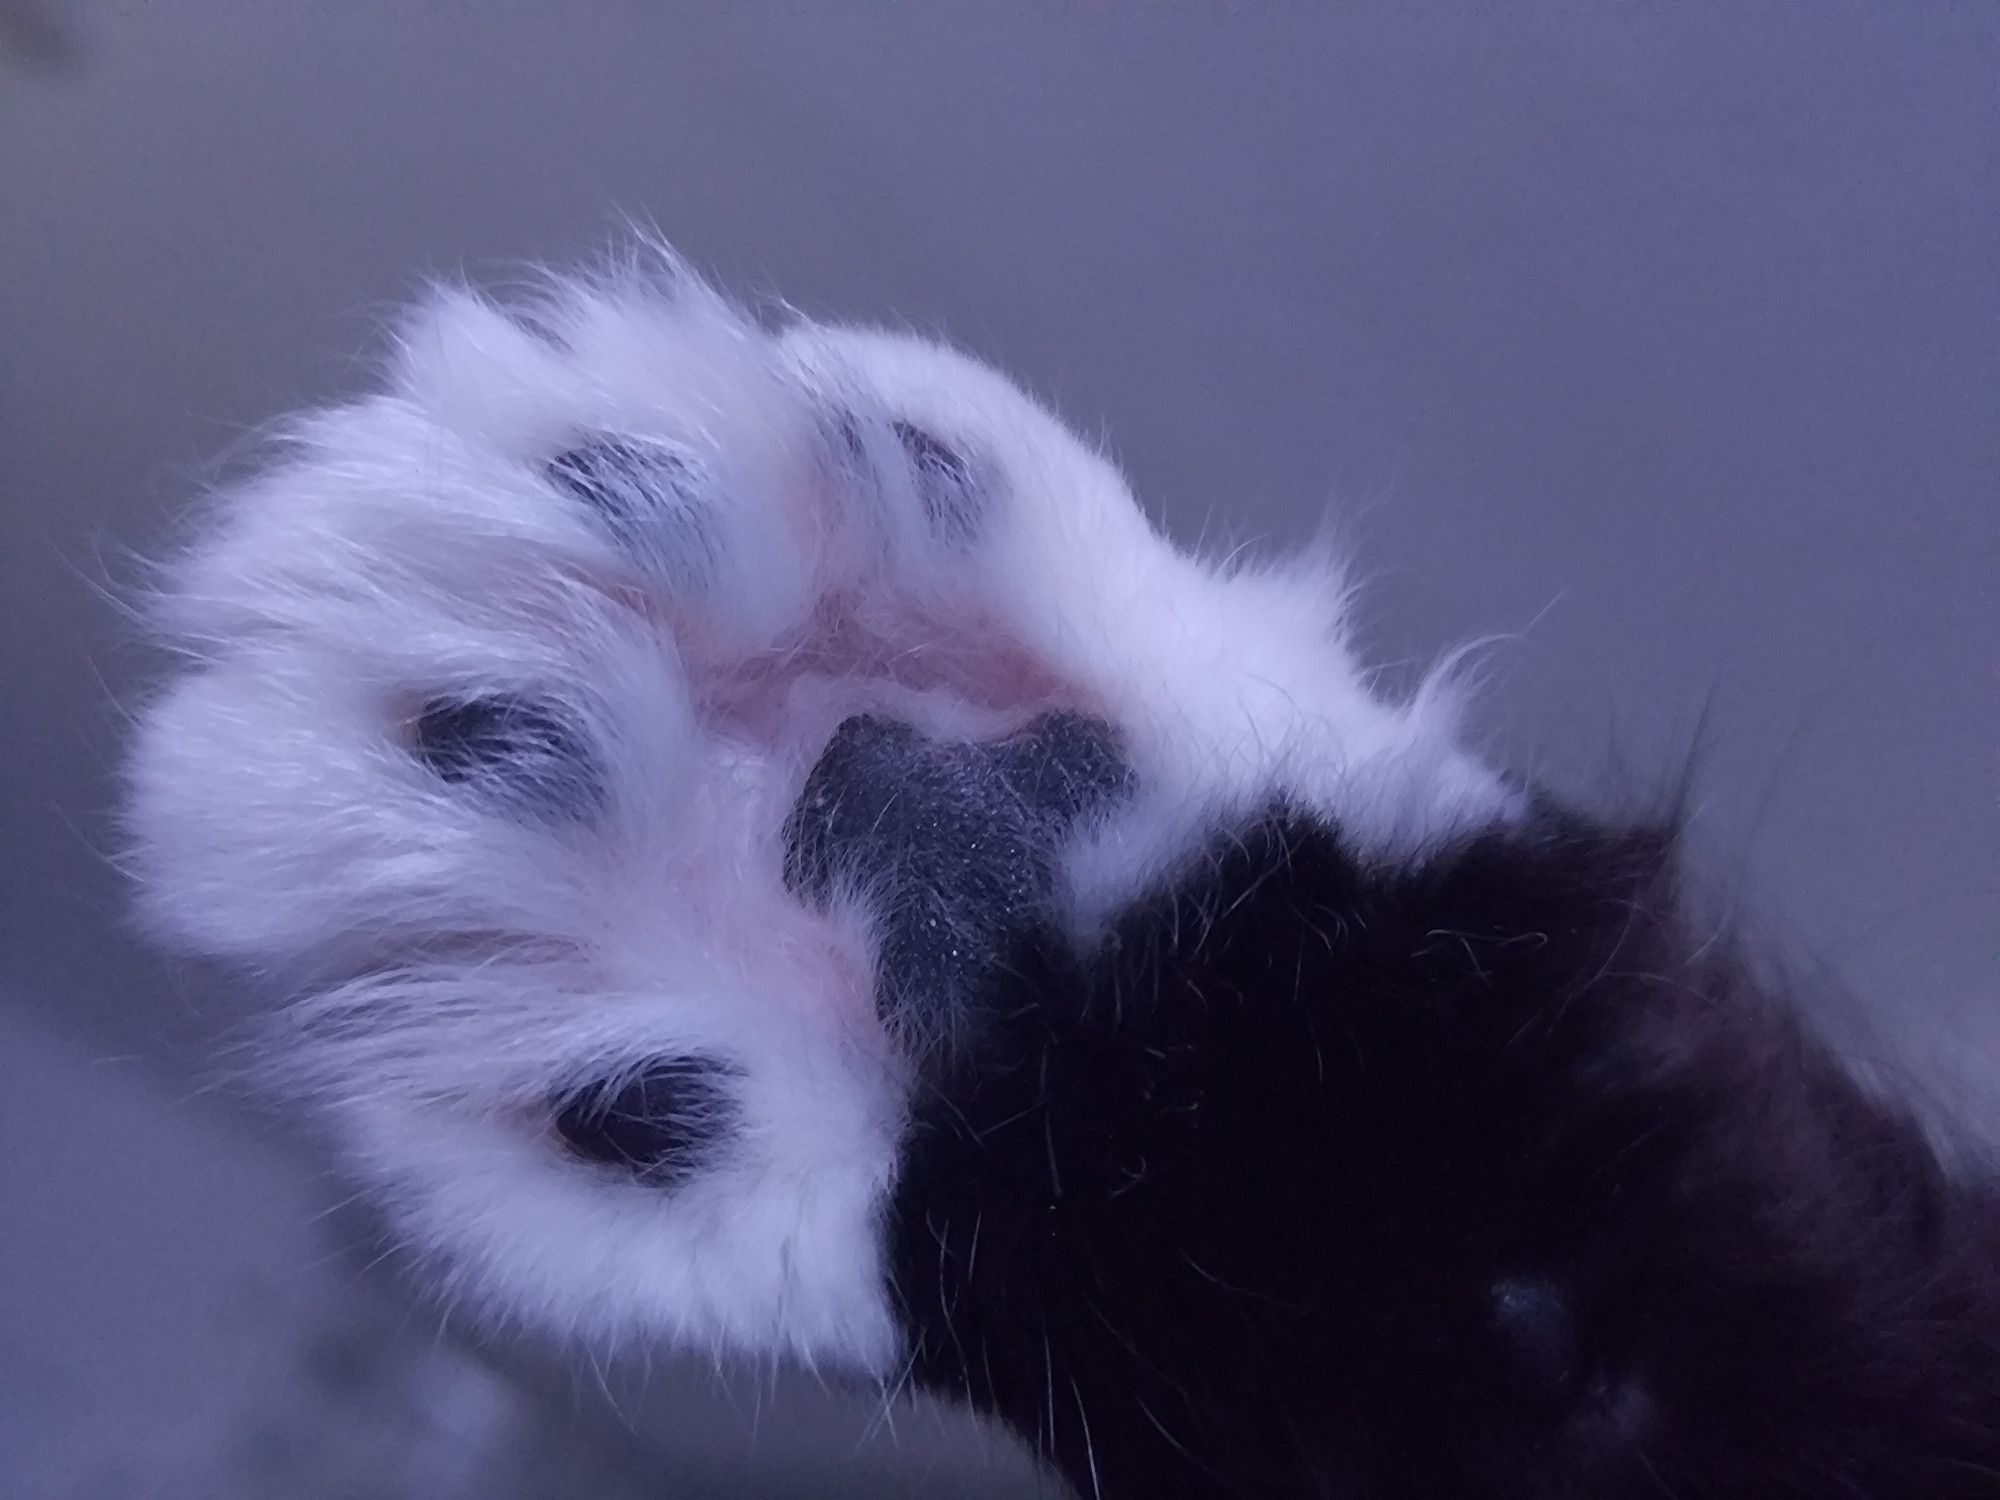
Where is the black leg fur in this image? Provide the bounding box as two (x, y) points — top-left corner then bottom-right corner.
(885, 811), (2000, 1498)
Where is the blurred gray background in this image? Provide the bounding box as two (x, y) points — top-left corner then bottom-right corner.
(2, 4), (1993, 1496)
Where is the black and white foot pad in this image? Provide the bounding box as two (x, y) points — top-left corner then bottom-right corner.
(125, 258), (1515, 1371)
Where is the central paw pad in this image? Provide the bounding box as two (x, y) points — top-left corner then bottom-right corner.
(784, 713), (1131, 1035)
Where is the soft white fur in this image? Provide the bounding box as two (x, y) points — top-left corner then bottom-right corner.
(125, 255), (1515, 1374)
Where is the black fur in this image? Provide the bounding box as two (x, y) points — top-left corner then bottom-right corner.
(882, 808), (2000, 1498)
